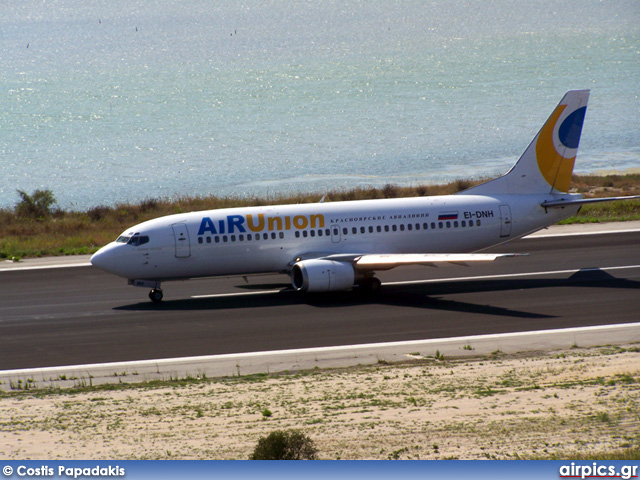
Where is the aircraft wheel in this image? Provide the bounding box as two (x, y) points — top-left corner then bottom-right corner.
(149, 288), (164, 303)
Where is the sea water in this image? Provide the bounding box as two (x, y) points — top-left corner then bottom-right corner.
(1, 0), (639, 210)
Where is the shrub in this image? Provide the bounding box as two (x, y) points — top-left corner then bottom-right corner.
(86, 205), (112, 221)
(15, 189), (57, 219)
(382, 183), (399, 198)
(249, 429), (318, 460)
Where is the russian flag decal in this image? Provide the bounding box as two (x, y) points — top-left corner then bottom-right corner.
(438, 212), (458, 221)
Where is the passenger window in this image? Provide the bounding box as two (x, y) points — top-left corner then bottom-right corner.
(263, 233), (268, 240)
(368, 226), (373, 233)
(476, 220), (481, 226)
(325, 229), (331, 236)
(415, 223), (420, 230)
(392, 225), (397, 232)
(279, 232), (284, 239)
(384, 225), (390, 232)
(271, 232), (276, 239)
(215, 236), (220, 243)
(461, 220), (466, 227)
(352, 227), (357, 234)
(377, 225), (382, 233)
(407, 224), (412, 231)
(247, 234), (252, 241)
(223, 235), (228, 242)
(438, 222), (443, 229)
(400, 224), (405, 231)
(231, 235), (236, 242)
(198, 237), (203, 244)
(454, 221), (458, 228)
(318, 229), (323, 237)
(423, 223), (428, 230)
(303, 231), (308, 238)
(206, 237), (211, 244)
(310, 230), (315, 237)
(431, 222), (436, 229)
(446, 221), (451, 228)
(343, 228), (348, 235)
(295, 231), (300, 238)
(360, 226), (365, 234)
(239, 234), (244, 241)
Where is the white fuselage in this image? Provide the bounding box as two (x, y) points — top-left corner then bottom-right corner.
(89, 90), (615, 300)
(90, 193), (580, 283)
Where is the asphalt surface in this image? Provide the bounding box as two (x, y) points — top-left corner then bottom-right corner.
(1, 231), (639, 370)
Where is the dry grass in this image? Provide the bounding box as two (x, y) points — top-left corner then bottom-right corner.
(1, 345), (638, 460)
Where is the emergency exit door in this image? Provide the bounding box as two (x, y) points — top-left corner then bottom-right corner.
(499, 205), (512, 237)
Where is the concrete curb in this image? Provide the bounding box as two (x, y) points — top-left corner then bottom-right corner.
(2, 322), (638, 391)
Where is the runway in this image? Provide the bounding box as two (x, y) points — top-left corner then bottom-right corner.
(1, 229), (639, 372)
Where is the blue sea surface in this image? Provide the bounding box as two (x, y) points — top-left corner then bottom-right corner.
(1, 0), (639, 210)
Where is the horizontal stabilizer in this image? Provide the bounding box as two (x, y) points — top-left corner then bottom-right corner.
(541, 195), (640, 208)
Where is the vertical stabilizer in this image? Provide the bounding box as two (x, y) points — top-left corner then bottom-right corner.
(460, 90), (589, 195)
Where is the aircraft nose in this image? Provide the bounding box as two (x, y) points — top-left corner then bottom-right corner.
(90, 245), (110, 269)
(91, 244), (125, 276)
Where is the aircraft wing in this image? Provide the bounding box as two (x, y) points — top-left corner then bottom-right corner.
(317, 252), (522, 271)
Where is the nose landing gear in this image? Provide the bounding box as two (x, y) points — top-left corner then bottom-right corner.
(129, 279), (164, 303)
(149, 288), (164, 303)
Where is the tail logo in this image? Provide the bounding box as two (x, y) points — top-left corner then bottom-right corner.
(535, 105), (587, 192)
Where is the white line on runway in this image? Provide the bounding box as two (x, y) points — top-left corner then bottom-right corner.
(192, 290), (282, 299)
(191, 264), (640, 298)
(0, 262), (92, 272)
(384, 264), (640, 286)
(2, 322), (639, 377)
(526, 226), (640, 238)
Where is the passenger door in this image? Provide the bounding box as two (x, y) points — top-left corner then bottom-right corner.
(171, 223), (191, 258)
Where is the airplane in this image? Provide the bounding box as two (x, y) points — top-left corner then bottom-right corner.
(90, 90), (639, 302)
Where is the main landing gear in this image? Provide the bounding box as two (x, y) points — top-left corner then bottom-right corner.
(358, 277), (382, 295)
(149, 288), (164, 303)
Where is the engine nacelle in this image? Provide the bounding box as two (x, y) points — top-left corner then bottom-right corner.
(291, 259), (355, 292)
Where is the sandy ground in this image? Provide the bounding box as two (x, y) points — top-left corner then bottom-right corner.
(1, 345), (638, 460)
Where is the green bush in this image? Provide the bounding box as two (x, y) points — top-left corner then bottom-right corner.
(15, 189), (57, 219)
(249, 429), (318, 460)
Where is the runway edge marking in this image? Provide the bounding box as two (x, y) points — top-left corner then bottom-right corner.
(2, 322), (639, 380)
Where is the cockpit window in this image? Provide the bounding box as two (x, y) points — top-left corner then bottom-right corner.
(116, 234), (149, 246)
(128, 235), (150, 246)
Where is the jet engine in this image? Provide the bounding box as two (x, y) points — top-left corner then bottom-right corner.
(291, 259), (355, 292)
